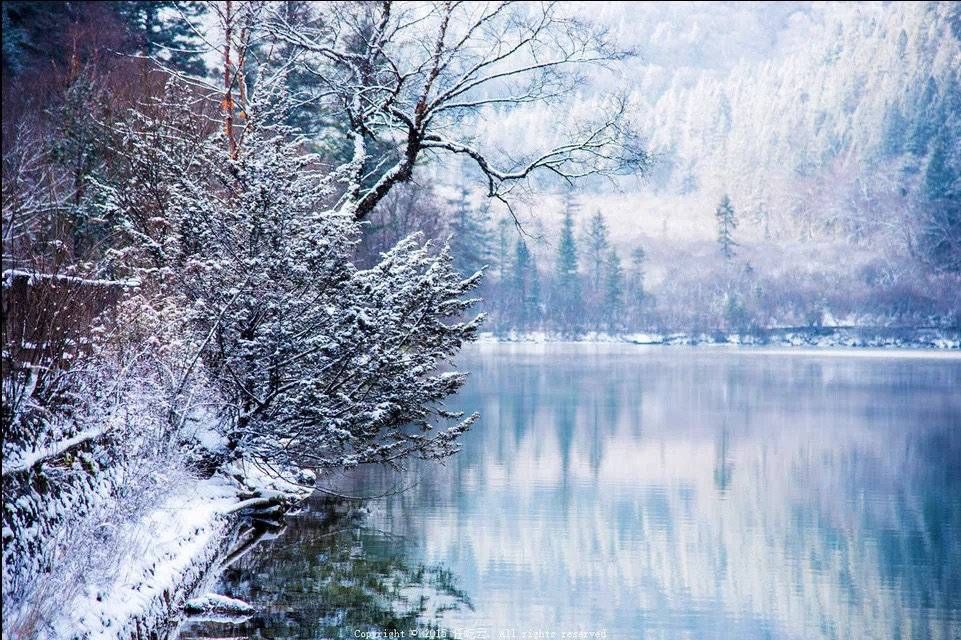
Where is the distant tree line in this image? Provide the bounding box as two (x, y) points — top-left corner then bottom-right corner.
(360, 185), (958, 337)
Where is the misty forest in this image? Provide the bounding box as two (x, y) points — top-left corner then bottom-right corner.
(2, 2), (960, 640)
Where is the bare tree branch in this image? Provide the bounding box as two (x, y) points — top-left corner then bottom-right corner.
(263, 1), (648, 220)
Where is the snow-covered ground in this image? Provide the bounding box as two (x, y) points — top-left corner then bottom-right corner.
(52, 477), (236, 639)
(45, 463), (312, 640)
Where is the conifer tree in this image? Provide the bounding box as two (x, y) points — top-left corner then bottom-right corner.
(603, 248), (624, 331)
(715, 194), (738, 260)
(920, 135), (961, 272)
(512, 238), (540, 331)
(583, 211), (610, 291)
(628, 246), (647, 328)
(115, 1), (208, 76)
(554, 206), (582, 333)
(447, 186), (491, 278)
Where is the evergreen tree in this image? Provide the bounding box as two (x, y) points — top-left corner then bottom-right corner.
(563, 189), (582, 220)
(907, 76), (941, 156)
(512, 238), (540, 331)
(715, 194), (738, 260)
(628, 246), (647, 328)
(881, 105), (909, 159)
(496, 216), (513, 283)
(554, 206), (582, 333)
(603, 248), (624, 331)
(115, 2), (208, 76)
(583, 211), (610, 291)
(924, 135), (955, 201)
(920, 135), (961, 272)
(50, 69), (114, 260)
(1, 1), (75, 76)
(447, 186), (491, 278)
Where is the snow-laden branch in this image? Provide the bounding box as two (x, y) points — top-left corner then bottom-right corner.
(2, 270), (140, 289)
(263, 1), (648, 221)
(2, 427), (108, 477)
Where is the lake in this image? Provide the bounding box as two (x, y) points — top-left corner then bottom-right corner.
(179, 344), (961, 640)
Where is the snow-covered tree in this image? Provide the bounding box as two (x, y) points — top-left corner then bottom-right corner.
(919, 134), (961, 272)
(628, 245), (647, 316)
(715, 194), (738, 260)
(447, 186), (492, 279)
(603, 248), (624, 331)
(151, 74), (484, 473)
(553, 205), (582, 334)
(511, 238), (540, 332)
(265, 1), (649, 221)
(115, 1), (208, 76)
(583, 211), (611, 292)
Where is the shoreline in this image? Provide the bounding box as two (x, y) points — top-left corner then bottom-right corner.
(476, 327), (960, 350)
(52, 471), (310, 640)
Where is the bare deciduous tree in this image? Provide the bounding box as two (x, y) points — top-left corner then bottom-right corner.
(265, 1), (649, 221)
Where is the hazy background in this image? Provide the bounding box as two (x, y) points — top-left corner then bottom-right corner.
(406, 1), (961, 335)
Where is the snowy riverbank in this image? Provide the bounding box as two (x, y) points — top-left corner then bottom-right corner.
(477, 327), (961, 350)
(48, 467), (311, 640)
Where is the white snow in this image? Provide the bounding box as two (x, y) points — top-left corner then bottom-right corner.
(185, 592), (254, 621)
(2, 269), (140, 289)
(2, 427), (109, 478)
(51, 477), (237, 640)
(475, 329), (960, 350)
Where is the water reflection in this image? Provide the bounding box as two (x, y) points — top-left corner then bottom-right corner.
(182, 345), (961, 640)
(179, 500), (472, 638)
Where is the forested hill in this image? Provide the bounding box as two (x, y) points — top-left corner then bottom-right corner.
(431, 1), (961, 335)
(630, 1), (960, 245)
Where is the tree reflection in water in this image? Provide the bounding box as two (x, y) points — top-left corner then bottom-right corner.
(179, 495), (472, 639)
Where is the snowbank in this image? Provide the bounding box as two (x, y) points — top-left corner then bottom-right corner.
(48, 463), (312, 640)
(53, 477), (238, 639)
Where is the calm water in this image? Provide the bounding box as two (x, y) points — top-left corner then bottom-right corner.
(180, 344), (961, 640)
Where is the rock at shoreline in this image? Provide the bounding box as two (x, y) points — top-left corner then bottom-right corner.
(185, 592), (255, 622)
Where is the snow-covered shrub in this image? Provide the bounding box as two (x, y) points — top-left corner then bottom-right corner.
(1, 274), (209, 635)
(156, 75), (482, 474)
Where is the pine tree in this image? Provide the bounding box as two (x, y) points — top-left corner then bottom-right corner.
(628, 246), (647, 328)
(603, 248), (624, 331)
(920, 135), (961, 272)
(924, 135), (954, 201)
(50, 69), (114, 260)
(583, 210), (610, 291)
(715, 194), (738, 260)
(1, 2), (76, 76)
(881, 105), (909, 159)
(512, 238), (540, 331)
(495, 216), (512, 282)
(554, 206), (582, 334)
(563, 189), (582, 220)
(447, 185), (491, 278)
(115, 2), (208, 76)
(907, 76), (941, 156)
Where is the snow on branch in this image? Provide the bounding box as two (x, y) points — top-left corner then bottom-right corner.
(2, 270), (140, 289)
(2, 427), (108, 477)
(264, 0), (649, 221)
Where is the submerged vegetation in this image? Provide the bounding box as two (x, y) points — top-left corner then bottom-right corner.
(181, 498), (473, 638)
